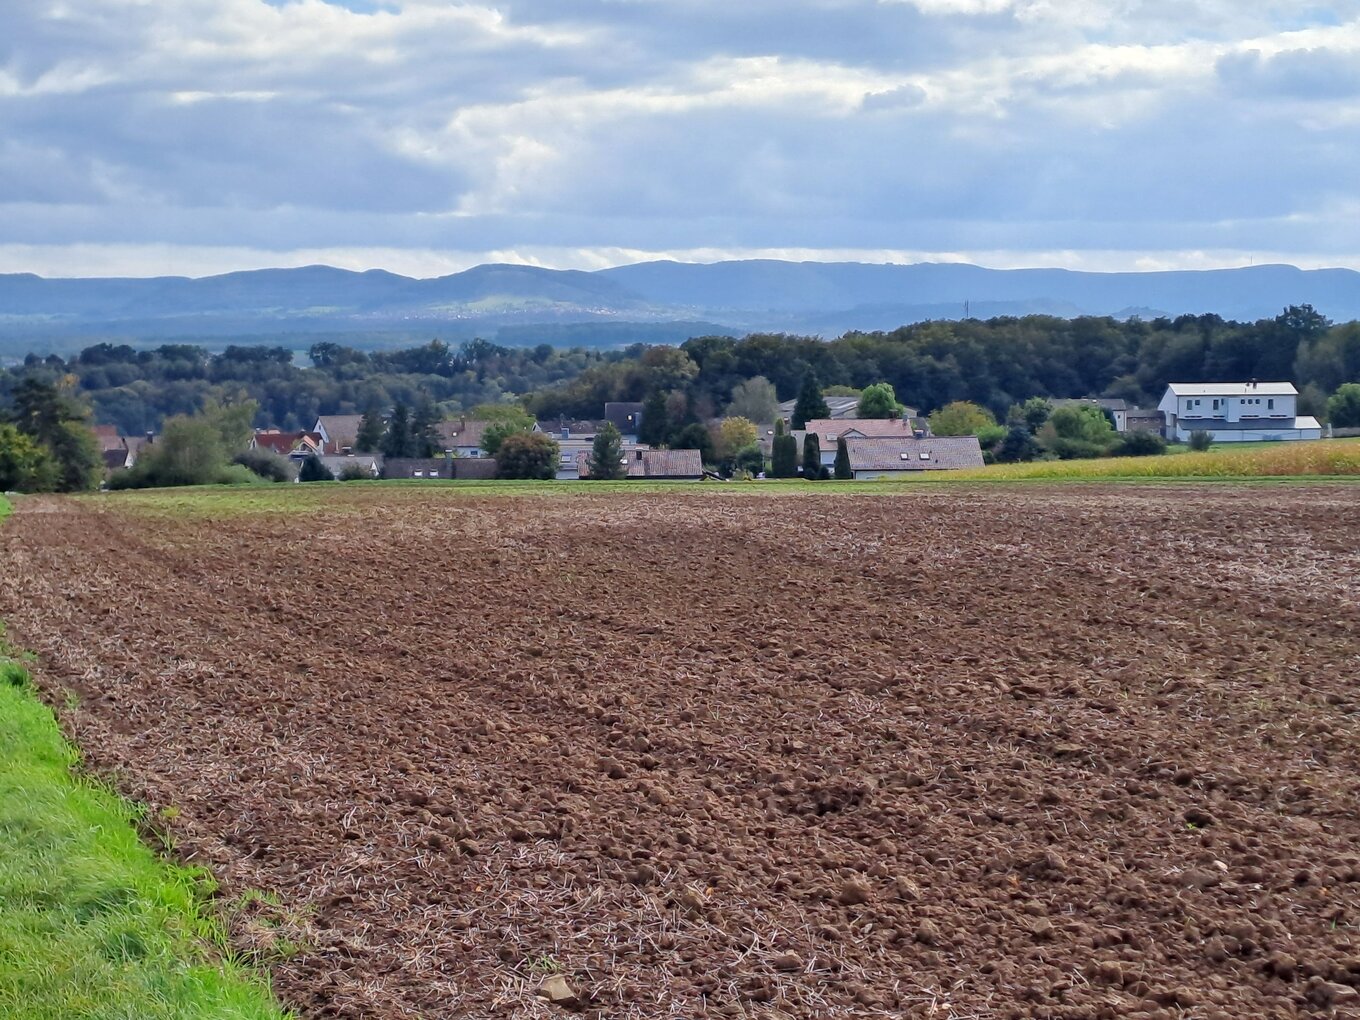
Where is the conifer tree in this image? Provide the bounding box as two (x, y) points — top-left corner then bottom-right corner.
(792, 373), (830, 429)
(588, 422), (627, 480)
(770, 419), (797, 478)
(381, 403), (413, 458)
(355, 402), (385, 452)
(833, 436), (852, 479)
(639, 389), (670, 446)
(410, 397), (441, 458)
(802, 432), (821, 479)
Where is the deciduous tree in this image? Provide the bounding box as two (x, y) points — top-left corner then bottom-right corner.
(1326, 383), (1360, 427)
(856, 382), (902, 419)
(495, 432), (559, 480)
(929, 401), (996, 437)
(672, 422), (714, 466)
(726, 376), (779, 424)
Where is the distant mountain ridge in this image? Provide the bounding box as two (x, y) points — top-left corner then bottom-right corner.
(3, 260), (1359, 351)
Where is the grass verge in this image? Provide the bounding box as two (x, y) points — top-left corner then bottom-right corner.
(0, 494), (289, 1020)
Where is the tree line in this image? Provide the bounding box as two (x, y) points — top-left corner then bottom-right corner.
(528, 305), (1360, 424)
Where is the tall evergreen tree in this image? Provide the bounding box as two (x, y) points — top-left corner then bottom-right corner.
(833, 437), (852, 479)
(381, 403), (413, 458)
(802, 432), (821, 479)
(771, 418), (798, 478)
(411, 397), (441, 458)
(588, 422), (627, 480)
(355, 402), (385, 452)
(792, 373), (830, 429)
(638, 389), (670, 446)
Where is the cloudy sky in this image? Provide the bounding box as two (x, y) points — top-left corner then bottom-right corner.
(2, 0), (1359, 278)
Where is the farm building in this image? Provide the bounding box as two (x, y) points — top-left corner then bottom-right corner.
(843, 436), (985, 479)
(1157, 382), (1322, 442)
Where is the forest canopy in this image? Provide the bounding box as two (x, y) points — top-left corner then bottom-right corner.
(1, 306), (1355, 433)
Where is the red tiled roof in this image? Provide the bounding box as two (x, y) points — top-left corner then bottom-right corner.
(800, 418), (915, 441)
(253, 430), (323, 455)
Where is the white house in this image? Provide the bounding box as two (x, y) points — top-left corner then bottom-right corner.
(1157, 382), (1322, 443)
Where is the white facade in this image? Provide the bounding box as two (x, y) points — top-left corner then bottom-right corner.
(1157, 383), (1321, 442)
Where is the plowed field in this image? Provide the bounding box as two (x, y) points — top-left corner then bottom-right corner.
(3, 485), (1359, 1019)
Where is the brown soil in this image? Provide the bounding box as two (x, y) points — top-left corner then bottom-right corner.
(3, 485), (1359, 1019)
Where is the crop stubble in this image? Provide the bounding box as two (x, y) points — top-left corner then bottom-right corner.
(1, 486), (1358, 1019)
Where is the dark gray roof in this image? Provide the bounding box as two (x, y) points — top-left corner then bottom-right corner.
(847, 436), (985, 472)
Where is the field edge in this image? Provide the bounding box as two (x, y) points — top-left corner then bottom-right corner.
(0, 492), (292, 1020)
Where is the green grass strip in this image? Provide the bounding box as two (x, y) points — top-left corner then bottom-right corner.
(0, 494), (290, 1020)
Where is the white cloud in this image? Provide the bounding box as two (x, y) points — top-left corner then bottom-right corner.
(2, 0), (1360, 275)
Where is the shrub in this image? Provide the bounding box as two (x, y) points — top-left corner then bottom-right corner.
(495, 432), (559, 480)
(995, 425), (1039, 463)
(734, 444), (765, 477)
(1188, 430), (1214, 451)
(297, 455), (335, 482)
(1114, 431), (1167, 457)
(337, 463), (374, 481)
(233, 447), (295, 482)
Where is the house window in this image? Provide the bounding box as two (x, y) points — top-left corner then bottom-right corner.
(1268, 398), (1274, 410)
(1212, 399), (1219, 411)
